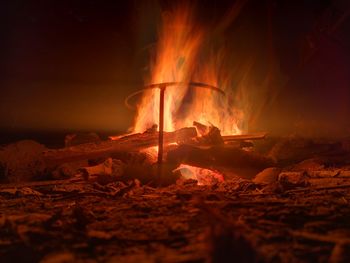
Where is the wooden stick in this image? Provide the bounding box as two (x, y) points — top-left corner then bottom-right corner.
(157, 85), (165, 164)
(223, 132), (267, 142)
(43, 127), (197, 165)
(291, 230), (350, 244)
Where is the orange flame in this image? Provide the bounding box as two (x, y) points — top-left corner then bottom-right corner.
(133, 4), (245, 135)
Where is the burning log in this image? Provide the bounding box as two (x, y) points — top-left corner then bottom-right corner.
(222, 132), (267, 142)
(193, 125), (224, 145)
(167, 144), (275, 179)
(43, 127), (197, 165)
(193, 121), (209, 136)
(193, 121), (267, 143)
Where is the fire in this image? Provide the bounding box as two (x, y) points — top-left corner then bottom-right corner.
(133, 5), (202, 133)
(132, 4), (245, 136)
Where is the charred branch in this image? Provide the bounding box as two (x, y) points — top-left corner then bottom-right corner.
(43, 127), (197, 166)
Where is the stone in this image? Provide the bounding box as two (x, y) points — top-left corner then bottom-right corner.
(64, 132), (100, 147)
(253, 167), (281, 184)
(0, 140), (48, 182)
(293, 158), (325, 171)
(278, 171), (309, 189)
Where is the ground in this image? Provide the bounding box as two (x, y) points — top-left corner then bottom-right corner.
(1, 172), (350, 263)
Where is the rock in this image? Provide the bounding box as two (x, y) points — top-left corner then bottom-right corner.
(278, 171), (309, 189)
(267, 136), (341, 166)
(64, 132), (100, 147)
(253, 167), (281, 184)
(0, 140), (48, 182)
(292, 158), (325, 171)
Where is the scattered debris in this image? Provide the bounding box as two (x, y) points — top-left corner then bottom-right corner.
(1, 134), (350, 261)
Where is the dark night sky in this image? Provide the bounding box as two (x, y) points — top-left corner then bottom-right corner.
(1, 0), (350, 135)
(1, 0), (139, 132)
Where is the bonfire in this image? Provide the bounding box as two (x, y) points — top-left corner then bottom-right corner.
(1, 1), (350, 262)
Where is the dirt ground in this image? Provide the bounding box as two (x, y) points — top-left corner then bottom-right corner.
(2, 135), (350, 262)
(1, 173), (350, 263)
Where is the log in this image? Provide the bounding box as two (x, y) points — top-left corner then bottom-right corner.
(167, 144), (275, 179)
(193, 121), (267, 142)
(43, 127), (197, 165)
(222, 132), (267, 142)
(193, 121), (209, 135)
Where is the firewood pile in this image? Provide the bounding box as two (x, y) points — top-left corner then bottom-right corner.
(1, 125), (350, 262)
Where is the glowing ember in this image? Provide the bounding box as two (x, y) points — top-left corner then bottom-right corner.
(140, 146), (159, 163)
(173, 164), (224, 185)
(132, 4), (245, 135)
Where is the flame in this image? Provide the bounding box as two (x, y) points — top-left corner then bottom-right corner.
(133, 3), (245, 135)
(133, 5), (202, 133)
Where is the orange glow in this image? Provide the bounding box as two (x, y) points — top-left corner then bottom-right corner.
(132, 4), (245, 135)
(140, 146), (159, 163)
(173, 164), (224, 185)
(133, 5), (202, 133)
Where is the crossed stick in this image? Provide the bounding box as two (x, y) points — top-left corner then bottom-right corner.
(125, 82), (225, 165)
